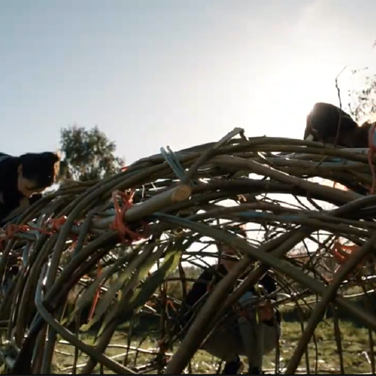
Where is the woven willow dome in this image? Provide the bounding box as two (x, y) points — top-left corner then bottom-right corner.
(1, 128), (376, 374)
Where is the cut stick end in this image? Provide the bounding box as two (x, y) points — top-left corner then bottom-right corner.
(170, 185), (192, 202)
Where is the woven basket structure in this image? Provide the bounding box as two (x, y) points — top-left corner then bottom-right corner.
(1, 128), (376, 374)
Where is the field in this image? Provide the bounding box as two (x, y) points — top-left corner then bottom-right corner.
(50, 318), (375, 374)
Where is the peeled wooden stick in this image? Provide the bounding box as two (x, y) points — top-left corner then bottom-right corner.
(0, 185), (192, 243)
(91, 184), (192, 229)
(124, 184), (191, 223)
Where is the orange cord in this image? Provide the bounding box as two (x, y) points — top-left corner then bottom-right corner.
(49, 216), (67, 232)
(166, 298), (176, 312)
(84, 190), (151, 322)
(110, 190), (148, 244)
(87, 262), (102, 321)
(368, 123), (376, 195)
(0, 216), (73, 251)
(0, 187), (147, 251)
(329, 241), (364, 274)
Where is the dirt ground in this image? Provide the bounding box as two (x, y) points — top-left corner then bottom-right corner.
(51, 319), (375, 374)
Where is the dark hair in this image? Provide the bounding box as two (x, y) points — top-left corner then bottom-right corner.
(20, 152), (60, 189)
(305, 102), (359, 145)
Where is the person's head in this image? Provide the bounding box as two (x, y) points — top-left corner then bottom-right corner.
(218, 226), (247, 270)
(304, 102), (359, 146)
(17, 151), (60, 197)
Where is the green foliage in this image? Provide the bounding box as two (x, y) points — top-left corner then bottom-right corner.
(59, 125), (125, 181)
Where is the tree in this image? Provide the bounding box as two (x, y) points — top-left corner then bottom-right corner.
(346, 68), (376, 124)
(59, 125), (125, 181)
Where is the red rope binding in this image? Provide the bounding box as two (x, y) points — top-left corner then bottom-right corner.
(88, 262), (102, 322)
(110, 190), (148, 243)
(329, 241), (365, 277)
(0, 216), (76, 251)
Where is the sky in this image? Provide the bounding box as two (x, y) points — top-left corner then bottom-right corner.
(1, 0), (376, 165)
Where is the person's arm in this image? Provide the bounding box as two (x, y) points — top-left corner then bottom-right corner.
(0, 155), (15, 191)
(259, 273), (277, 295)
(219, 244), (240, 272)
(183, 268), (215, 308)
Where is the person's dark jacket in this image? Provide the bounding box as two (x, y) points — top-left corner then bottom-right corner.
(0, 153), (43, 224)
(182, 264), (281, 326)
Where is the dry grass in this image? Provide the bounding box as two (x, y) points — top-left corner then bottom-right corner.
(49, 319), (374, 374)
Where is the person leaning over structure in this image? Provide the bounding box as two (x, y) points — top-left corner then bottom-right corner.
(304, 102), (374, 148)
(180, 228), (281, 375)
(0, 151), (60, 225)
